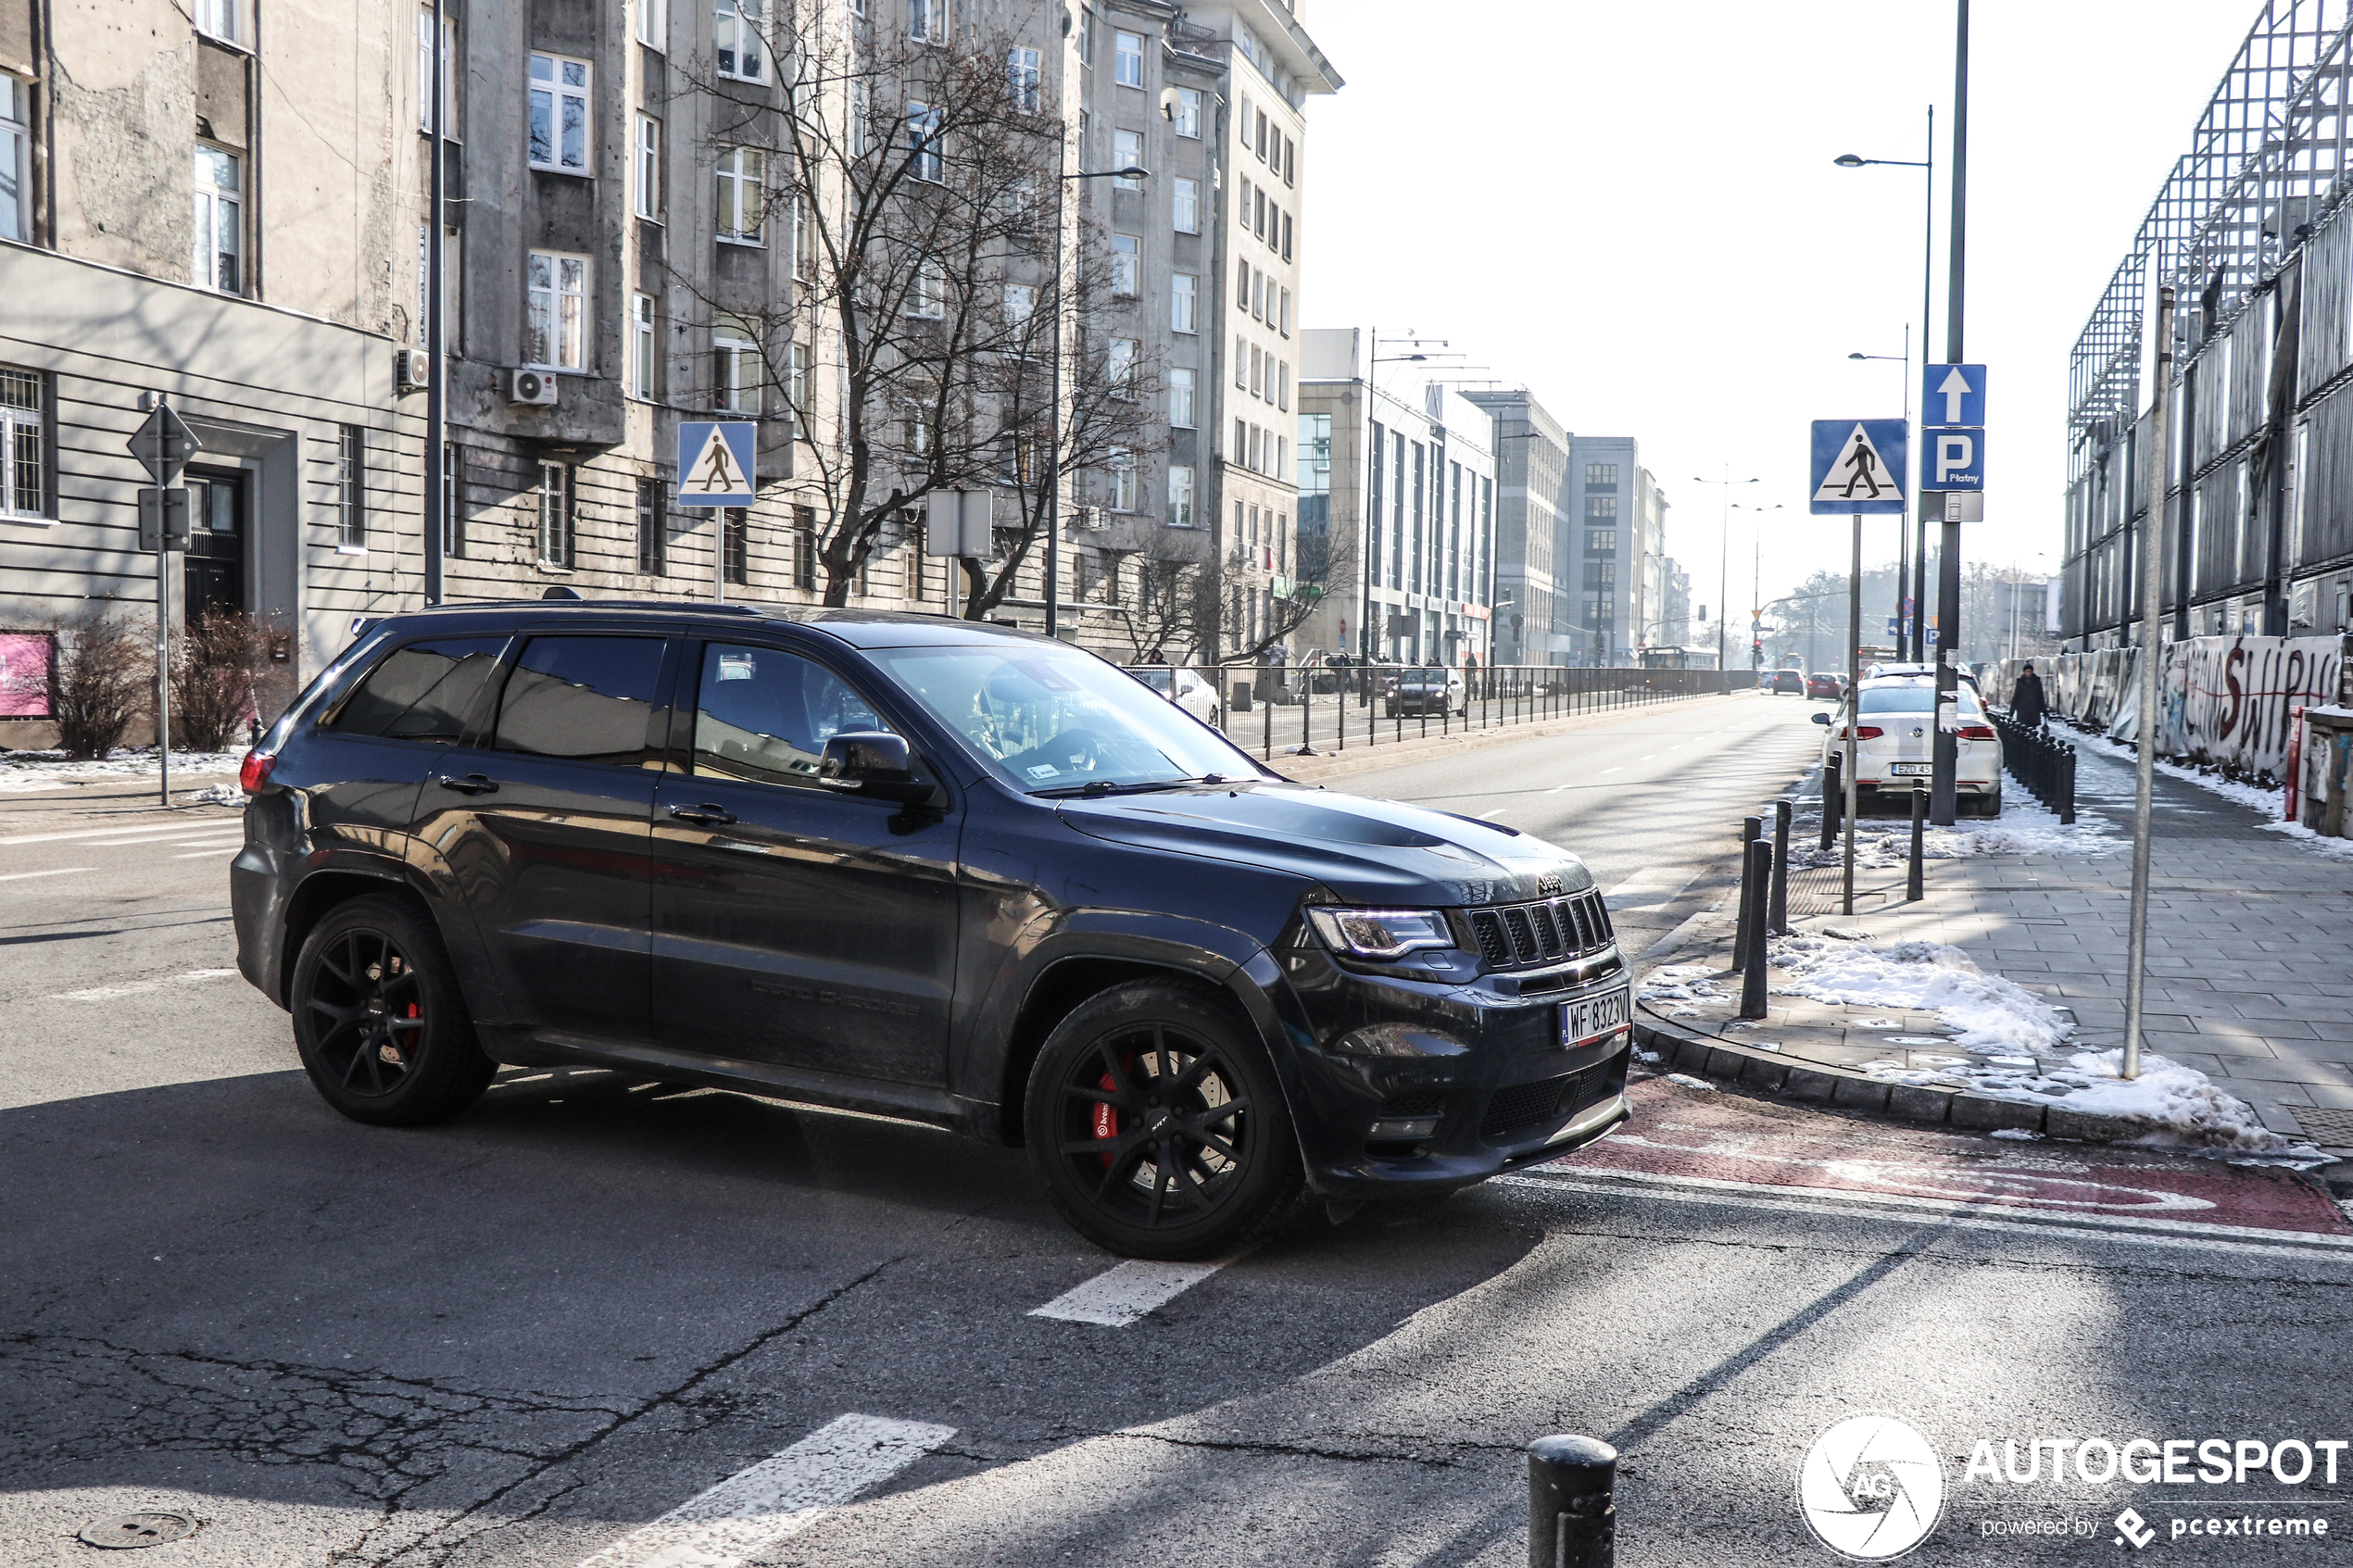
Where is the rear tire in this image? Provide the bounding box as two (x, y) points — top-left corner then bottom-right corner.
(290, 894), (493, 1127)
(1025, 980), (1305, 1260)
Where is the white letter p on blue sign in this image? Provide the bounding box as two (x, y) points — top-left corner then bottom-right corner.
(1933, 432), (1983, 492)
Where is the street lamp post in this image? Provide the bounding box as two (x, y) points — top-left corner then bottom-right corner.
(1834, 104), (1934, 662)
(1691, 470), (1758, 672)
(1731, 501), (1783, 671)
(1043, 164), (1149, 640)
(1848, 337), (1909, 645)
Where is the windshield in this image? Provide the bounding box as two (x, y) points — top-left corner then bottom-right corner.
(1859, 684), (1983, 715)
(867, 643), (1257, 794)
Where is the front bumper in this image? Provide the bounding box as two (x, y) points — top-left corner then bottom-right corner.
(1270, 944), (1633, 1199)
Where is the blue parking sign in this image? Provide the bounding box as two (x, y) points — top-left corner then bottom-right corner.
(1927, 428), (1984, 491)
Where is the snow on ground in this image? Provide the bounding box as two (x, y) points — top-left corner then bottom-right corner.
(1771, 935), (2073, 1053)
(1786, 778), (2116, 870)
(0, 747), (244, 793)
(1636, 962), (1730, 1019)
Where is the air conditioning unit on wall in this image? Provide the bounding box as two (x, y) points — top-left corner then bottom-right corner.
(1076, 506), (1107, 530)
(507, 368), (560, 406)
(394, 349), (431, 394)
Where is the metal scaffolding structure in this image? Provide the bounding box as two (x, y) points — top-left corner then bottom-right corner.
(2064, 0), (2353, 644)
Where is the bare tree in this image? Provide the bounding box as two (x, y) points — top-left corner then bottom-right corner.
(170, 605), (267, 752)
(47, 609), (148, 759)
(1115, 558), (1213, 665)
(666, 7), (1162, 614)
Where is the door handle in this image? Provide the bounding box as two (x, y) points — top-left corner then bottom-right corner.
(667, 803), (736, 826)
(436, 773), (498, 796)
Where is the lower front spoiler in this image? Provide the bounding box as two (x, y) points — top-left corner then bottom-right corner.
(1305, 1091), (1632, 1201)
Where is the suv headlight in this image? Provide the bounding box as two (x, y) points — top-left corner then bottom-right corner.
(1307, 907), (1455, 960)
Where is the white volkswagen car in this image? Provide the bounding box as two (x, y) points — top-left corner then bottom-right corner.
(1814, 675), (2003, 816)
(1131, 665), (1223, 729)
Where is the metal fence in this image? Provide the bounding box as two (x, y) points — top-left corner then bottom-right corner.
(1125, 663), (1755, 763)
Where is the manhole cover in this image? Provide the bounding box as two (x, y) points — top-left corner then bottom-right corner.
(2290, 1106), (2353, 1148)
(78, 1512), (198, 1549)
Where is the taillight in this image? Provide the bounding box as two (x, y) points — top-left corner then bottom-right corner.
(1957, 723), (1996, 741)
(1836, 725), (1884, 741)
(239, 750), (276, 794)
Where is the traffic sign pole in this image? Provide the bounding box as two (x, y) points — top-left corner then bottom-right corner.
(1845, 509), (1861, 916)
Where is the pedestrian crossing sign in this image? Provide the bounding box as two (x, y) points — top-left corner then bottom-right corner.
(676, 420), (757, 507)
(1808, 419), (1909, 515)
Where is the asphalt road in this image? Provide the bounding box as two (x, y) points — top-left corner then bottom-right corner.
(6, 707), (2352, 1568)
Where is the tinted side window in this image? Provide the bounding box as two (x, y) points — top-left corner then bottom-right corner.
(493, 636), (667, 765)
(690, 642), (888, 788)
(327, 637), (509, 744)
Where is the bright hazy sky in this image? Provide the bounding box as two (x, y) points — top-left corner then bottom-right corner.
(1300, 0), (2262, 625)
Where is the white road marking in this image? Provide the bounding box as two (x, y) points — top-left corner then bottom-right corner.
(575, 1412), (954, 1568)
(0, 866), (93, 884)
(54, 968), (239, 1002)
(1478, 809), (1506, 821)
(1604, 868), (1664, 898)
(1599, 767), (1621, 774)
(0, 822), (239, 848)
(1029, 1258), (1235, 1326)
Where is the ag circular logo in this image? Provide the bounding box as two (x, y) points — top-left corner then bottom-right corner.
(1797, 1414), (1944, 1560)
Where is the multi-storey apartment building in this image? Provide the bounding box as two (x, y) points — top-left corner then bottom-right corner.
(0, 0), (1339, 730)
(1296, 327), (1493, 665)
(1559, 436), (1668, 665)
(1463, 387), (1568, 667)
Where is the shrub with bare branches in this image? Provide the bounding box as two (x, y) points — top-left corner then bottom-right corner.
(170, 605), (265, 752)
(48, 610), (150, 759)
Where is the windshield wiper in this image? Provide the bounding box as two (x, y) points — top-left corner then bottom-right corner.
(1032, 773), (1227, 799)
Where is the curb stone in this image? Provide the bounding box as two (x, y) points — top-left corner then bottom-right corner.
(1634, 1004), (2150, 1143)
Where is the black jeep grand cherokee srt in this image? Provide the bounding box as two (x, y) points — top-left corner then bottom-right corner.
(232, 602), (1631, 1258)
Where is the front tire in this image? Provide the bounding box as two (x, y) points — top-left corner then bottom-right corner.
(290, 894), (493, 1127)
(1025, 980), (1305, 1260)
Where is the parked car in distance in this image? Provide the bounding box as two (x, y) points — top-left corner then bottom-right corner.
(1813, 675), (2003, 815)
(1764, 670), (1805, 696)
(1387, 667), (1467, 718)
(231, 603), (1633, 1261)
(1132, 665), (1222, 728)
(1806, 672), (1844, 702)
(1862, 660), (1982, 698)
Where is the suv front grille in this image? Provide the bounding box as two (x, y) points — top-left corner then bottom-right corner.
(1467, 891), (1613, 970)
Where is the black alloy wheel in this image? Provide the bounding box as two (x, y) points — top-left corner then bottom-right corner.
(291, 894), (494, 1126)
(1026, 980), (1303, 1260)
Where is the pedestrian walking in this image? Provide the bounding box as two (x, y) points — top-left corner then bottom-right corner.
(2011, 662), (2047, 729)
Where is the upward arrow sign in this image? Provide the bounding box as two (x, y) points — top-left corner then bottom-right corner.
(1935, 367), (1973, 426)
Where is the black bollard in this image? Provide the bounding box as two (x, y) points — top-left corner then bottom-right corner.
(1820, 753), (1843, 852)
(1907, 786), (1927, 902)
(1740, 839), (1772, 1019)
(1769, 797), (1793, 935)
(1529, 1434), (1617, 1568)
(1731, 815), (1761, 971)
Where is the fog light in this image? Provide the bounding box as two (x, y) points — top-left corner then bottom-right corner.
(1368, 1116), (1441, 1140)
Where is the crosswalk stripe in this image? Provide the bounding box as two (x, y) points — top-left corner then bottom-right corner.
(1029, 1258), (1234, 1326)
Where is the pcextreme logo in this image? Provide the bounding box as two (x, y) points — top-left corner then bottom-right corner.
(1798, 1414), (1946, 1561)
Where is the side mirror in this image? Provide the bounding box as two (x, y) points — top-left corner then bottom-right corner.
(1811, 710), (1832, 726)
(817, 731), (935, 805)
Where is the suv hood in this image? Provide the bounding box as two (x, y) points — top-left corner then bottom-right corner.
(1056, 782), (1592, 906)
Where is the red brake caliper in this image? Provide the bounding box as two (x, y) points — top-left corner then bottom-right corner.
(1094, 1068), (1120, 1167)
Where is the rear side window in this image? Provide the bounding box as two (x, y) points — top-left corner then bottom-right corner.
(327, 637), (510, 744)
(689, 642), (888, 788)
(493, 636), (668, 765)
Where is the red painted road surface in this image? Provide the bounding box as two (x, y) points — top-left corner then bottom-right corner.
(1546, 1079), (2349, 1237)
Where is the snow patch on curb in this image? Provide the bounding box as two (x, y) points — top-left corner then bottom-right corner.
(1637, 962), (1730, 1019)
(1789, 786), (2115, 868)
(0, 747), (245, 793)
(1771, 936), (2072, 1053)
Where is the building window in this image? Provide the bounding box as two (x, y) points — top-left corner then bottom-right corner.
(1233, 336), (1245, 388)
(193, 145), (242, 293)
(1172, 176), (1200, 234)
(1110, 232), (1139, 295)
(1169, 367), (1195, 429)
(1277, 360), (1289, 410)
(636, 0), (669, 49)
(850, 79), (871, 157)
(1168, 464), (1194, 528)
(0, 77), (24, 243)
(724, 507), (751, 584)
(715, 145), (766, 243)
(1588, 495), (1617, 518)
(1107, 336), (1139, 399)
(1, 367), (45, 519)
(1278, 286), (1291, 336)
(1171, 272), (1197, 334)
(1114, 31), (1144, 87)
(524, 251), (588, 369)
(1282, 134), (1295, 185)
(1248, 345), (1262, 397)
(1280, 212), (1291, 262)
(787, 340), (810, 436)
(418, 223), (460, 348)
(1173, 87), (1201, 138)
(1587, 529), (1617, 552)
(336, 426), (367, 550)
(635, 477), (667, 574)
(195, 0), (246, 46)
(630, 293), (657, 399)
(716, 0), (767, 81)
(416, 8), (456, 135)
(440, 441), (461, 558)
(1008, 46), (1041, 112)
(907, 256), (945, 318)
(1113, 130), (1143, 188)
(910, 0), (945, 42)
(1585, 462), (1618, 486)
(527, 54), (591, 173)
(537, 463), (573, 567)
(714, 320), (761, 413)
(1584, 560), (1616, 590)
(1109, 448), (1138, 511)
(794, 506), (819, 589)
(907, 101), (942, 182)
(634, 114), (661, 219)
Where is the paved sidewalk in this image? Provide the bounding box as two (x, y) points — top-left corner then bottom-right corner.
(1638, 735), (2353, 1148)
